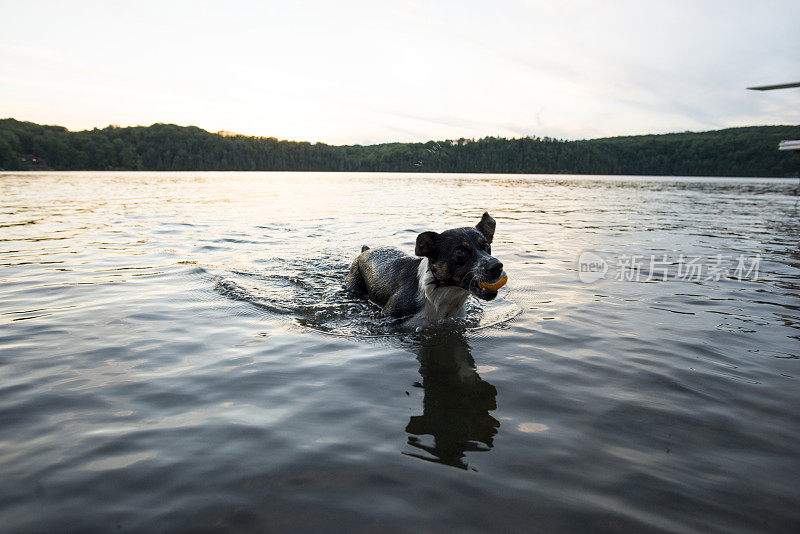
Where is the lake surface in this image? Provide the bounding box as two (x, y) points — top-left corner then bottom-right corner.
(1, 171), (799, 533)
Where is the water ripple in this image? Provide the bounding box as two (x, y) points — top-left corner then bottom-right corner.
(0, 172), (798, 532)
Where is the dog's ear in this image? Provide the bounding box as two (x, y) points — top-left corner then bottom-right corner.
(415, 231), (439, 258)
(476, 212), (496, 242)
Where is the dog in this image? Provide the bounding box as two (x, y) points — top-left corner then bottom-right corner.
(345, 213), (505, 326)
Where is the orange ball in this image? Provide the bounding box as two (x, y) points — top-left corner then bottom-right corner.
(479, 274), (508, 291)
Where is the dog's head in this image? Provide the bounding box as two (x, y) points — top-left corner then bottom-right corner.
(415, 212), (504, 301)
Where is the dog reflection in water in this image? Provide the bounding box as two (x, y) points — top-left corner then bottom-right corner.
(404, 331), (499, 470)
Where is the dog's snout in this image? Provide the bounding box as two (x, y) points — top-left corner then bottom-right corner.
(488, 260), (503, 280)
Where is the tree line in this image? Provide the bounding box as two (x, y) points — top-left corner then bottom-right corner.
(1, 118), (798, 177)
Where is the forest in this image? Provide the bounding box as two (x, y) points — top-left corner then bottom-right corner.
(1, 118), (798, 177)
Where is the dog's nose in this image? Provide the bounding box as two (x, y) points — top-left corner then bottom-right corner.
(488, 260), (503, 280)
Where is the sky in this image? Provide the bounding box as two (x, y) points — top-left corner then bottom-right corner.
(1, 0), (798, 144)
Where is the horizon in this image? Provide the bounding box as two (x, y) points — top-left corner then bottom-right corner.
(4, 116), (797, 147)
(1, 1), (799, 144)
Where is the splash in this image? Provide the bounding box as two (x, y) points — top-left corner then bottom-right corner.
(211, 255), (521, 337)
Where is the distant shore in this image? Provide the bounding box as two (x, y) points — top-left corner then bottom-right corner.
(1, 118), (798, 177)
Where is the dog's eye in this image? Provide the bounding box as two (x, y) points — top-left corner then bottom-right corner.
(454, 248), (468, 261)
(484, 243), (491, 253)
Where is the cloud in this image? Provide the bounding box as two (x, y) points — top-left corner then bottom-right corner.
(1, 0), (797, 143)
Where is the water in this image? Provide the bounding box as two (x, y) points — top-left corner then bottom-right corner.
(1, 171), (799, 533)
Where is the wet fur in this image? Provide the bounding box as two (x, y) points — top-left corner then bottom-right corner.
(344, 213), (503, 326)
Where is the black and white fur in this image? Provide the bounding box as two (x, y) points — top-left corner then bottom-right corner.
(345, 213), (504, 326)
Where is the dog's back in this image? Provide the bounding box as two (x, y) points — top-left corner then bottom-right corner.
(345, 247), (424, 318)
